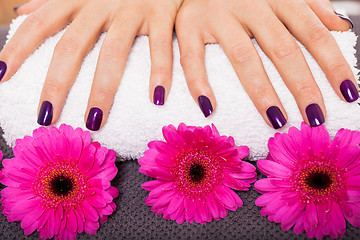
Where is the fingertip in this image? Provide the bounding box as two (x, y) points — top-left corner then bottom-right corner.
(37, 101), (53, 126)
(197, 95), (215, 118)
(265, 106), (287, 129)
(152, 85), (166, 106)
(305, 103), (325, 127)
(0, 61), (7, 82)
(85, 107), (103, 131)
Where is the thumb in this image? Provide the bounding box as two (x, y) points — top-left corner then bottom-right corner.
(14, 0), (49, 15)
(305, 0), (353, 31)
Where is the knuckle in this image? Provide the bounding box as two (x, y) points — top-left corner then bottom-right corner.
(100, 43), (127, 64)
(151, 39), (172, 50)
(180, 54), (198, 69)
(54, 36), (81, 56)
(94, 85), (116, 102)
(24, 12), (45, 30)
(309, 23), (331, 44)
(272, 37), (301, 60)
(229, 43), (258, 65)
(43, 78), (63, 96)
(297, 84), (318, 98)
(326, 62), (349, 78)
(151, 65), (172, 79)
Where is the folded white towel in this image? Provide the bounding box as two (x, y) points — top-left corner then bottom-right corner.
(0, 15), (359, 160)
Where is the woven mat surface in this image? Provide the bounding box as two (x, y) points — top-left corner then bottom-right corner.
(0, 16), (360, 239)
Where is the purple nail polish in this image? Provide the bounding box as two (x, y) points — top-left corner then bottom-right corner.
(335, 12), (354, 29)
(340, 80), (359, 102)
(86, 107), (103, 131)
(305, 103), (325, 127)
(266, 106), (287, 129)
(197, 95), (213, 118)
(37, 101), (53, 126)
(13, 4), (24, 14)
(153, 86), (165, 106)
(0, 61), (7, 82)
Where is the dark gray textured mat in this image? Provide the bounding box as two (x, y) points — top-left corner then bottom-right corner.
(0, 16), (360, 239)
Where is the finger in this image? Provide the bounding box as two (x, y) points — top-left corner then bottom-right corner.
(15, 0), (49, 15)
(245, 4), (325, 127)
(0, 0), (76, 82)
(148, 15), (174, 106)
(304, 0), (353, 31)
(37, 7), (106, 126)
(85, 15), (141, 131)
(176, 26), (216, 118)
(275, 0), (359, 103)
(214, 18), (287, 129)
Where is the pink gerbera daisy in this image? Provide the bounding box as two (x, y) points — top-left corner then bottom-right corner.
(139, 123), (257, 224)
(0, 124), (118, 240)
(255, 122), (360, 239)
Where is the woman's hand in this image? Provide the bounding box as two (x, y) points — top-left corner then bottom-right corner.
(175, 0), (357, 128)
(0, 0), (183, 131)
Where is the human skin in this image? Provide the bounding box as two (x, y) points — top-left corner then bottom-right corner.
(175, 0), (357, 128)
(0, 0), (355, 130)
(0, 0), (183, 131)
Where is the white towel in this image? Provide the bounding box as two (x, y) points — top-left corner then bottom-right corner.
(0, 15), (359, 160)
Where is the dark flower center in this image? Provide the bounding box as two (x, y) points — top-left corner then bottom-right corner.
(305, 172), (332, 190)
(50, 175), (74, 196)
(189, 163), (206, 183)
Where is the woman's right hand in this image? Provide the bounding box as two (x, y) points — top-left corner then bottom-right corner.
(175, 0), (357, 129)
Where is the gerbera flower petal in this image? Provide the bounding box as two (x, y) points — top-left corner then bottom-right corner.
(257, 160), (291, 177)
(303, 200), (318, 233)
(142, 180), (163, 191)
(84, 221), (99, 235)
(255, 122), (360, 238)
(214, 186), (236, 210)
(66, 210), (77, 233)
(0, 124), (118, 239)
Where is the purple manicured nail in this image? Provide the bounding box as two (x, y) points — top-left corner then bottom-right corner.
(335, 12), (354, 29)
(37, 101), (53, 126)
(306, 103), (325, 127)
(13, 4), (24, 14)
(266, 106), (287, 129)
(197, 95), (213, 118)
(153, 86), (165, 106)
(86, 107), (103, 131)
(340, 80), (359, 102)
(0, 61), (7, 82)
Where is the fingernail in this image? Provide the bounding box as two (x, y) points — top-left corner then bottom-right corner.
(305, 103), (325, 127)
(13, 4), (24, 14)
(153, 86), (165, 106)
(86, 107), (103, 131)
(335, 12), (353, 29)
(266, 106), (287, 129)
(197, 95), (213, 118)
(340, 79), (359, 102)
(0, 61), (7, 82)
(37, 101), (53, 126)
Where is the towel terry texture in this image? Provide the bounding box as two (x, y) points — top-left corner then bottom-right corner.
(0, 15), (359, 160)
